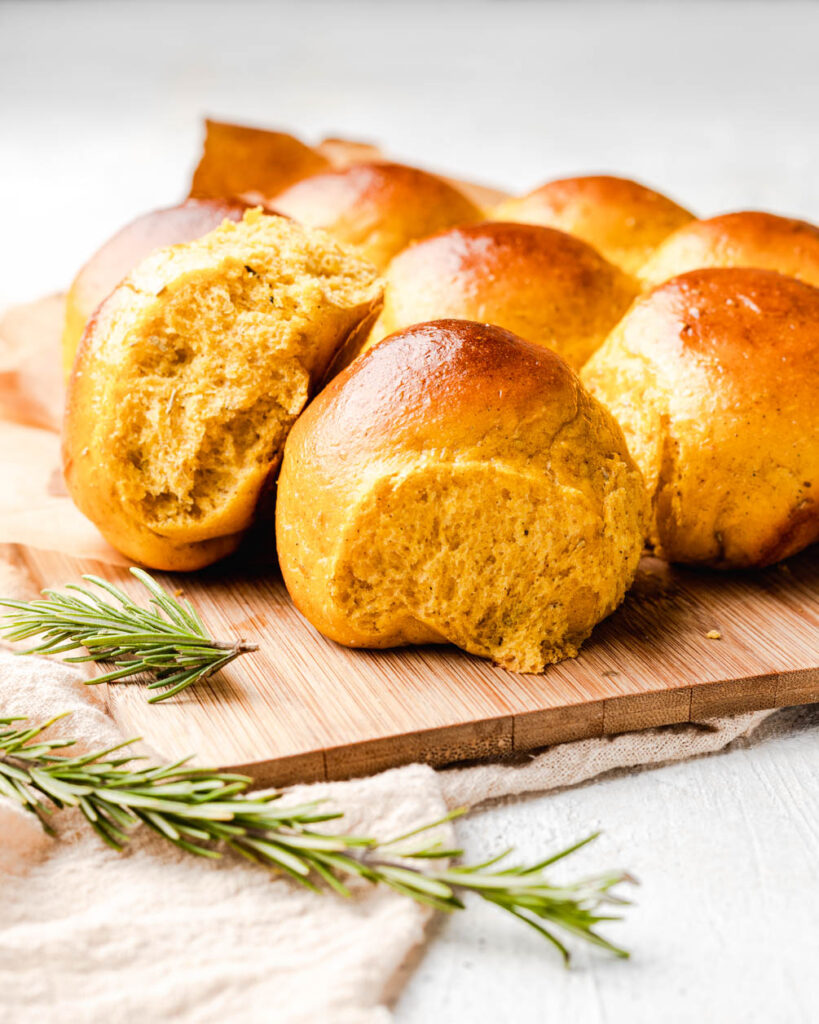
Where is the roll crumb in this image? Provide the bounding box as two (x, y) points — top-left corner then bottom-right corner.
(63, 209), (381, 570)
(276, 319), (647, 673)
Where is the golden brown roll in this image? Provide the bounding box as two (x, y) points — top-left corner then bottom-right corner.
(62, 198), (248, 377)
(64, 210), (381, 571)
(271, 162), (484, 268)
(581, 268), (819, 568)
(190, 119), (330, 203)
(276, 319), (646, 672)
(361, 222), (639, 369)
(638, 210), (819, 287)
(494, 175), (693, 275)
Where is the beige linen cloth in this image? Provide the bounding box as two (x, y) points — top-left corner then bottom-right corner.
(0, 536), (783, 1024)
(0, 297), (797, 1022)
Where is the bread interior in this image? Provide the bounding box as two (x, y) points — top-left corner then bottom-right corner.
(331, 460), (637, 672)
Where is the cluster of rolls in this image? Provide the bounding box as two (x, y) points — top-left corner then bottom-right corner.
(62, 120), (819, 675)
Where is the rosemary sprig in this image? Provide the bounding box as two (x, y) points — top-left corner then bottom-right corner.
(0, 569), (256, 703)
(0, 714), (633, 963)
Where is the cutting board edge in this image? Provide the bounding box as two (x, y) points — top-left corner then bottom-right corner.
(220, 665), (819, 788)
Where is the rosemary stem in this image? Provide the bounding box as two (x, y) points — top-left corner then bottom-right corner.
(0, 570), (257, 702)
(0, 713), (634, 964)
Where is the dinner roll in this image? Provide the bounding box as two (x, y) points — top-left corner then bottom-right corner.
(64, 210), (381, 571)
(582, 268), (819, 568)
(638, 211), (819, 287)
(62, 198), (247, 377)
(361, 222), (638, 369)
(271, 162), (483, 268)
(494, 175), (693, 275)
(315, 138), (509, 209)
(277, 320), (646, 672)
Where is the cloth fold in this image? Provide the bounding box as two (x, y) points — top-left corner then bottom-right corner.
(0, 644), (451, 1024)
(0, 296), (791, 1022)
(0, 603), (773, 1024)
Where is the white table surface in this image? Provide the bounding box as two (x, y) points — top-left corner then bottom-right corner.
(2, 2), (818, 1020)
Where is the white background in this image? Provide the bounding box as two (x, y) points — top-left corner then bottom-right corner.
(2, 2), (818, 1021)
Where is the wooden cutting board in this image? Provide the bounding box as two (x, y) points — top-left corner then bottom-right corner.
(12, 542), (819, 786)
(2, 295), (818, 785)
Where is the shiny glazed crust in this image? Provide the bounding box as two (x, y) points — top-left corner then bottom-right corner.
(271, 162), (484, 268)
(362, 222), (638, 369)
(276, 320), (646, 671)
(494, 175), (693, 275)
(638, 210), (819, 287)
(582, 268), (819, 567)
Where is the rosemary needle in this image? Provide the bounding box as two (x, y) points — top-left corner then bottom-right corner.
(0, 568), (256, 703)
(0, 713), (634, 963)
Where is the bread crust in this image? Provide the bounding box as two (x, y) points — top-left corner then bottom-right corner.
(494, 175), (693, 275)
(277, 320), (646, 670)
(271, 162), (483, 268)
(582, 267), (819, 567)
(638, 210), (819, 287)
(63, 211), (381, 571)
(62, 199), (248, 377)
(362, 221), (638, 369)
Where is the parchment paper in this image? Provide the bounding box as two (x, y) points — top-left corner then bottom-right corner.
(0, 296), (128, 563)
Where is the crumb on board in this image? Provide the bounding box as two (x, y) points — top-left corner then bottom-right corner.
(174, 588), (184, 597)
(705, 629), (722, 640)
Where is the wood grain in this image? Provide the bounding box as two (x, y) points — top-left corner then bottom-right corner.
(14, 544), (819, 786)
(3, 293), (817, 786)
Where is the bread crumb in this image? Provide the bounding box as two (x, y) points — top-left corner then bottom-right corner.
(705, 629), (722, 640)
(175, 589), (184, 598)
